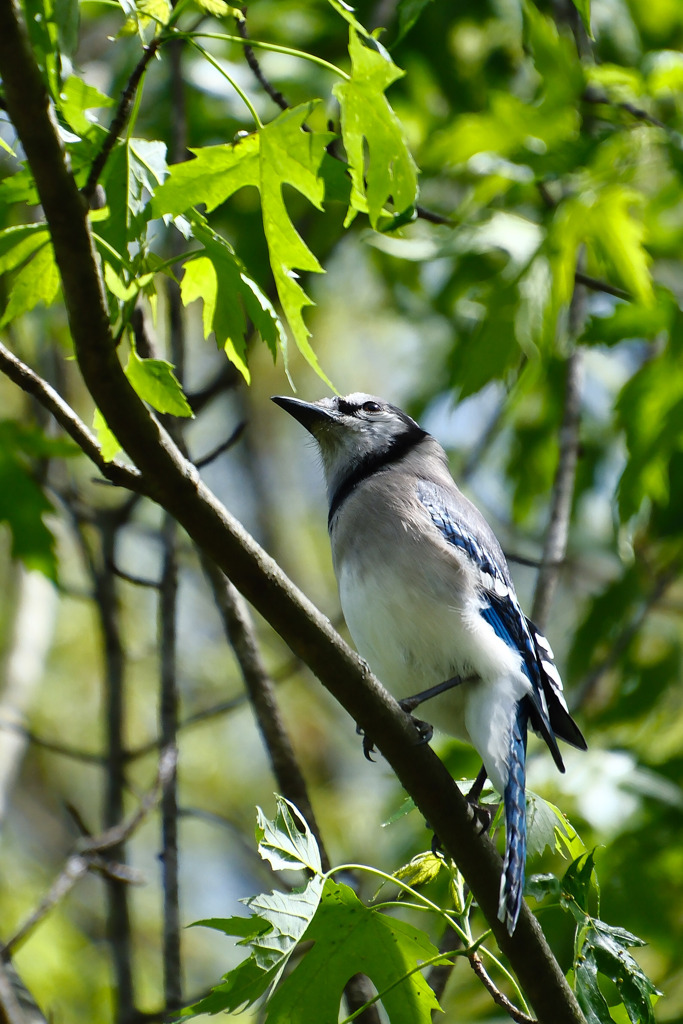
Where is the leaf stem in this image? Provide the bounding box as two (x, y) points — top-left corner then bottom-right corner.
(181, 30), (350, 80)
(328, 862), (530, 1013)
(186, 37), (263, 128)
(327, 863), (471, 944)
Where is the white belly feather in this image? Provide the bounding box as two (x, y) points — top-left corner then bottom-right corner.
(336, 547), (532, 796)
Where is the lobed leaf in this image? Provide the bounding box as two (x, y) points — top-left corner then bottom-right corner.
(183, 799), (325, 1018)
(265, 880), (441, 1024)
(333, 29), (418, 229)
(153, 104), (333, 382)
(255, 796), (322, 875)
(526, 792), (585, 861)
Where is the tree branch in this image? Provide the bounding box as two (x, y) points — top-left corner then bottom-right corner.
(159, 516), (183, 1012)
(0, 10), (585, 1021)
(531, 346), (583, 630)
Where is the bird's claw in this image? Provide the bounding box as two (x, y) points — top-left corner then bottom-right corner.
(357, 707), (433, 761)
(467, 800), (494, 835)
(356, 723), (377, 761)
(398, 703), (434, 745)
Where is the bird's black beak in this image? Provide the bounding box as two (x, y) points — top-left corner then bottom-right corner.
(271, 396), (337, 435)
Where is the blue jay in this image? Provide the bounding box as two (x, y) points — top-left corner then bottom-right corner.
(272, 392), (586, 934)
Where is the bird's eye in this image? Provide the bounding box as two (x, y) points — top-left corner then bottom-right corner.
(361, 401), (382, 413)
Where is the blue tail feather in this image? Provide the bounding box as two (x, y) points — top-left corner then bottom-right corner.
(498, 701), (529, 935)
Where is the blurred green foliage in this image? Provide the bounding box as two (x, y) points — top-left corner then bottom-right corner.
(1, 0), (683, 1019)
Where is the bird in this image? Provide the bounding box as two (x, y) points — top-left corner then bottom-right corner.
(272, 391), (586, 934)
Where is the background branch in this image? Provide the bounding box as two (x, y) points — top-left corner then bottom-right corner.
(531, 347), (584, 630)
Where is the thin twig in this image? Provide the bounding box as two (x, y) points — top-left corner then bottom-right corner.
(582, 87), (668, 130)
(0, 958), (48, 1024)
(200, 555), (331, 871)
(83, 37), (163, 201)
(0, 720), (105, 764)
(187, 363), (240, 414)
(78, 747), (178, 854)
(531, 346), (583, 630)
(194, 422), (246, 469)
(468, 953), (536, 1024)
(416, 204), (454, 226)
(109, 564), (161, 588)
(2, 751), (174, 959)
(101, 532), (135, 1022)
(574, 270), (629, 301)
(238, 9), (289, 111)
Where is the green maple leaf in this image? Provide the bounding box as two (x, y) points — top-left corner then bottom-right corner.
(153, 103), (333, 384)
(333, 29), (418, 229)
(265, 881), (441, 1024)
(125, 343), (193, 418)
(180, 215), (286, 383)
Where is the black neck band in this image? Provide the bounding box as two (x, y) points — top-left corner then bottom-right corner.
(327, 429), (427, 528)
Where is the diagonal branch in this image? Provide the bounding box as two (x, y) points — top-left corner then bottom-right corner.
(0, 10), (585, 1022)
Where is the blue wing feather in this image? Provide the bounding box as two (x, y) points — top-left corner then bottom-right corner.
(416, 479), (585, 934)
(418, 481), (565, 767)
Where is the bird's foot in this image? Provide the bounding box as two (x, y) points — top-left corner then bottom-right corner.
(358, 708), (433, 762)
(466, 801), (494, 835)
(398, 704), (434, 745)
(465, 765), (495, 835)
(356, 723), (377, 762)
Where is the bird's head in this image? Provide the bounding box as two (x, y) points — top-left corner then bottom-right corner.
(272, 392), (427, 499)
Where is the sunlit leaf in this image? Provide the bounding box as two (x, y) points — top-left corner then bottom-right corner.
(192, 0), (232, 14)
(0, 223), (50, 274)
(333, 29), (418, 228)
(255, 797), (322, 875)
(266, 881), (441, 1024)
(137, 0), (171, 24)
(526, 792), (585, 861)
(0, 242), (60, 327)
(154, 104), (333, 382)
(125, 344), (193, 418)
(570, 0), (592, 38)
(393, 851), (444, 889)
(183, 800), (324, 1018)
(58, 76), (113, 136)
(93, 408), (123, 462)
